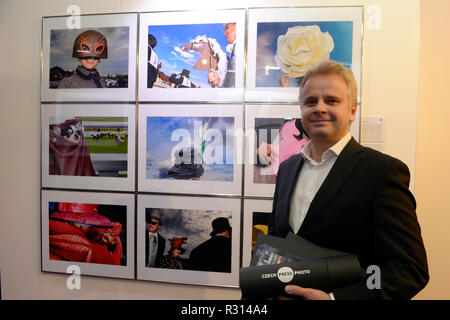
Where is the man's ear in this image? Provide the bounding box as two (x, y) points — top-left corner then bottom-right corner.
(350, 103), (357, 122)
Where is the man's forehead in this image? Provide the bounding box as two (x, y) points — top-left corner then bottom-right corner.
(301, 74), (348, 96)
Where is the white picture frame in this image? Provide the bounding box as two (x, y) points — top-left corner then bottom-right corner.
(41, 104), (136, 191)
(138, 104), (243, 196)
(41, 13), (137, 102)
(242, 199), (273, 267)
(41, 190), (135, 279)
(138, 9), (245, 102)
(246, 7), (363, 104)
(137, 194), (241, 287)
(244, 104), (302, 197)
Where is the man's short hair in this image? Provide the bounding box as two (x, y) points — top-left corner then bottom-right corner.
(299, 60), (358, 109)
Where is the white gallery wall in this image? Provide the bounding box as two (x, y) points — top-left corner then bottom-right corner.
(0, 0), (445, 299)
(415, 0), (450, 300)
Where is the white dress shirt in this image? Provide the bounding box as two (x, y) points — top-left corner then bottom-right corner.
(147, 231), (158, 267)
(289, 132), (352, 234)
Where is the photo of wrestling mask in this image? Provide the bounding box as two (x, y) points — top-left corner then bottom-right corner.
(72, 30), (108, 59)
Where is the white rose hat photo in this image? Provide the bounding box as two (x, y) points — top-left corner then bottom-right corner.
(246, 7), (362, 104)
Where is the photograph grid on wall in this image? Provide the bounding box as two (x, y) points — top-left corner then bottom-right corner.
(39, 7), (363, 284)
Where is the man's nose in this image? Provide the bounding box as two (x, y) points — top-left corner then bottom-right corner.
(313, 99), (327, 113)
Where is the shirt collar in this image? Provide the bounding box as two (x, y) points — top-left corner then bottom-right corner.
(301, 132), (352, 164)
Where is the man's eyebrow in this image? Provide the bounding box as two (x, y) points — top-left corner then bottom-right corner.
(323, 94), (342, 99)
(303, 95), (317, 101)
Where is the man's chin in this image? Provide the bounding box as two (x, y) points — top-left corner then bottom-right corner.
(308, 129), (331, 139)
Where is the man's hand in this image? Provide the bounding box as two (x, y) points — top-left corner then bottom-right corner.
(208, 69), (220, 86)
(256, 142), (278, 165)
(281, 285), (331, 300)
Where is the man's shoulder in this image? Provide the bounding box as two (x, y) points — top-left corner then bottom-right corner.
(57, 75), (76, 88)
(275, 153), (301, 180)
(279, 153), (302, 170)
(190, 238), (210, 255)
(57, 73), (90, 88)
(357, 143), (406, 168)
(348, 140), (410, 175)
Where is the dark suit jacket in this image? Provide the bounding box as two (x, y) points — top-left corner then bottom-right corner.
(145, 231), (166, 268)
(188, 236), (231, 272)
(268, 138), (429, 299)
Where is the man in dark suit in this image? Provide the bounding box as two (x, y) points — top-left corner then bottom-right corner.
(147, 34), (159, 88)
(145, 209), (166, 268)
(188, 217), (232, 272)
(268, 60), (429, 299)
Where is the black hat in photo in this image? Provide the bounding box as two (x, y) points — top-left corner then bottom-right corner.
(146, 208), (164, 226)
(181, 69), (190, 78)
(168, 147), (204, 180)
(210, 217), (232, 236)
(148, 34), (157, 48)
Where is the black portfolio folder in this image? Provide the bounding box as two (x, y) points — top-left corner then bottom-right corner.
(240, 233), (362, 299)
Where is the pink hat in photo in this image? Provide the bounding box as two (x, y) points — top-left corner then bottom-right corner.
(50, 202), (113, 228)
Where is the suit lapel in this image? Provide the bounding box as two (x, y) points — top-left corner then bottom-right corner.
(299, 138), (364, 232)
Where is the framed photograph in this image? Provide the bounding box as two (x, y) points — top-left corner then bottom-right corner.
(242, 199), (273, 267)
(138, 9), (245, 102)
(138, 104), (243, 195)
(244, 104), (305, 197)
(41, 13), (137, 102)
(137, 194), (241, 287)
(41, 104), (136, 191)
(41, 190), (135, 279)
(246, 7), (363, 103)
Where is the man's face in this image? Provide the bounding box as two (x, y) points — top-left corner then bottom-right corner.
(300, 74), (356, 145)
(80, 58), (100, 70)
(147, 219), (160, 233)
(224, 23), (236, 43)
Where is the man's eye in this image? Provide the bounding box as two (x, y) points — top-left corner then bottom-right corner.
(304, 99), (317, 106)
(326, 98), (340, 104)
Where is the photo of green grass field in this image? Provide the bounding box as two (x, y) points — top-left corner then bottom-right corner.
(49, 116), (129, 178)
